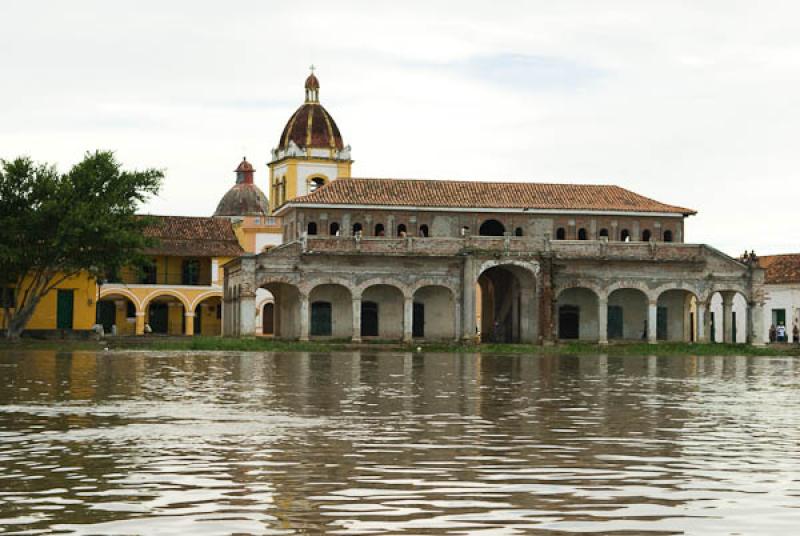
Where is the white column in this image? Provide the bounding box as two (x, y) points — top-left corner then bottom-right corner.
(722, 293), (734, 344)
(239, 292), (256, 337)
(453, 298), (462, 342)
(647, 300), (658, 344)
(352, 296), (362, 343)
(462, 261), (477, 342)
(696, 302), (707, 342)
(403, 296), (413, 343)
(750, 301), (766, 346)
(299, 293), (309, 341)
(598, 296), (608, 344)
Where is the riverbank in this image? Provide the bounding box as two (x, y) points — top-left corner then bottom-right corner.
(1, 336), (799, 356)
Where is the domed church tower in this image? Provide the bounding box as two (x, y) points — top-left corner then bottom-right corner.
(268, 68), (353, 213)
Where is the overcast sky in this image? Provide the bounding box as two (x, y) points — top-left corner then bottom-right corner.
(2, 1), (798, 256)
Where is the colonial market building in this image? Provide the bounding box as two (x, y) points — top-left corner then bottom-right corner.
(223, 73), (767, 345)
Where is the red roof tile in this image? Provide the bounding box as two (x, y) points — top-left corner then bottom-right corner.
(286, 178), (695, 215)
(759, 254), (800, 284)
(141, 216), (244, 257)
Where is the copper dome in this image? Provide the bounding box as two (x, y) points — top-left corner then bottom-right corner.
(279, 103), (344, 151)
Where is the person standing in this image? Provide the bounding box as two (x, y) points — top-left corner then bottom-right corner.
(777, 323), (786, 343)
(769, 324), (776, 343)
(794, 323), (799, 344)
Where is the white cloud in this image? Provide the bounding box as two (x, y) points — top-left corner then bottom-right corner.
(1, 0), (798, 255)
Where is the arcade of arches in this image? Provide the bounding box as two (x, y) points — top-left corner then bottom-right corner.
(225, 244), (767, 345)
(96, 291), (222, 336)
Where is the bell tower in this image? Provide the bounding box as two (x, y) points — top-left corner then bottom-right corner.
(268, 67), (352, 213)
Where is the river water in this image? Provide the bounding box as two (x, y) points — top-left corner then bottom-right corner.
(1, 350), (799, 535)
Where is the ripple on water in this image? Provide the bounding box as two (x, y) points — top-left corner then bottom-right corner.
(1, 351), (800, 535)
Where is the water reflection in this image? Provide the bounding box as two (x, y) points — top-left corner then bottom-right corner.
(1, 350), (800, 534)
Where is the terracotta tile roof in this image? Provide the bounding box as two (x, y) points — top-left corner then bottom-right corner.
(141, 215), (244, 257)
(759, 254), (800, 284)
(287, 178), (696, 215)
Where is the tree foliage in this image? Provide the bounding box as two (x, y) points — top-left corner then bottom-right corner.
(0, 151), (162, 339)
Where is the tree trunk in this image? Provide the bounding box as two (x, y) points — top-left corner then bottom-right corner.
(5, 298), (41, 341)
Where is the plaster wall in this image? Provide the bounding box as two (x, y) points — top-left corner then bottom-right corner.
(557, 288), (599, 341)
(413, 286), (455, 340)
(309, 284), (353, 338)
(362, 285), (404, 339)
(608, 289), (648, 340)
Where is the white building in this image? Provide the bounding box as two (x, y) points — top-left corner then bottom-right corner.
(760, 254), (800, 341)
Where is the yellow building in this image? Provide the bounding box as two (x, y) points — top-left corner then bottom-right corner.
(1, 272), (98, 335)
(97, 215), (243, 336)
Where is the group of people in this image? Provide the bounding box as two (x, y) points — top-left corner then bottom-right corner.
(769, 322), (800, 344)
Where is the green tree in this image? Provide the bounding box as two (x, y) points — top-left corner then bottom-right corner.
(0, 151), (162, 339)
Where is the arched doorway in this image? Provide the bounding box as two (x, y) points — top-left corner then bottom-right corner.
(476, 264), (536, 343)
(479, 219), (505, 236)
(145, 294), (187, 335)
(194, 295), (222, 336)
(556, 288), (599, 341)
(412, 286), (455, 340)
(708, 290), (748, 343)
(308, 283), (352, 338)
(656, 289), (697, 342)
(262, 282), (301, 339)
(96, 293), (138, 336)
(361, 284), (405, 339)
(607, 288), (648, 340)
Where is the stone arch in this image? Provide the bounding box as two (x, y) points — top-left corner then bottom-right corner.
(707, 287), (750, 344)
(260, 280), (302, 339)
(355, 278), (411, 300)
(194, 294), (222, 336)
(141, 290), (191, 312)
(655, 287), (699, 342)
(412, 285), (456, 340)
(476, 261), (538, 343)
(190, 290), (223, 312)
(556, 286), (601, 341)
(606, 286), (649, 341)
(360, 282), (406, 339)
(98, 288), (142, 310)
(142, 291), (190, 335)
(308, 282), (353, 338)
(96, 289), (140, 336)
(307, 175), (328, 193)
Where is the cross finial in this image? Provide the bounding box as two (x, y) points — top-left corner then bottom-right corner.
(309, 64), (316, 74)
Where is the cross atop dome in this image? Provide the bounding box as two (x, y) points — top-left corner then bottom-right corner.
(305, 65), (320, 102)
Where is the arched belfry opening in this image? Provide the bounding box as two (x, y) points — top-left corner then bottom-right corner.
(479, 219), (506, 236)
(476, 264), (536, 343)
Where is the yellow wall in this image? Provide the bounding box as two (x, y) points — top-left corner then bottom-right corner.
(1, 272), (98, 331)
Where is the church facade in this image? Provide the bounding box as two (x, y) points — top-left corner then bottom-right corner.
(224, 73), (766, 345)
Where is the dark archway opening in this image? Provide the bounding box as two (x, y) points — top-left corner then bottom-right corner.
(663, 230), (673, 242)
(307, 222), (318, 235)
(556, 227), (566, 240)
(330, 222), (340, 236)
(412, 302), (425, 338)
(477, 265), (534, 343)
(479, 219), (506, 236)
(577, 228), (588, 240)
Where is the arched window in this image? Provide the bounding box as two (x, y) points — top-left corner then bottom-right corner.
(308, 177), (325, 193)
(642, 229), (651, 242)
(514, 227), (523, 237)
(352, 222), (363, 236)
(374, 223), (385, 237)
(419, 224), (429, 237)
(307, 222), (318, 235)
(621, 229), (631, 242)
(599, 228), (609, 239)
(577, 228), (588, 240)
(330, 222), (340, 236)
(479, 219), (506, 236)
(397, 224), (407, 237)
(663, 229), (673, 242)
(556, 227), (566, 240)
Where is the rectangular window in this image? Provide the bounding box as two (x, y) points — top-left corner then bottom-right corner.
(772, 308), (786, 327)
(139, 260), (157, 284)
(182, 259), (200, 285)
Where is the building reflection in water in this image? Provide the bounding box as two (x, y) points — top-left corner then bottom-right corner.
(1, 349), (800, 535)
